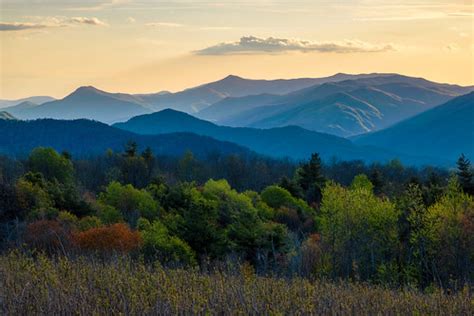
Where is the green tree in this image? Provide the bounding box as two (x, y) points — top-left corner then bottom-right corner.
(120, 156), (148, 188)
(369, 167), (384, 196)
(261, 185), (314, 234)
(319, 175), (399, 281)
(28, 147), (74, 183)
(178, 185), (228, 258)
(124, 141), (138, 158)
(177, 151), (201, 182)
(15, 175), (53, 219)
(456, 154), (473, 195)
(138, 218), (196, 265)
(98, 181), (159, 225)
(425, 176), (474, 287)
(397, 183), (430, 287)
(201, 179), (289, 264)
(296, 153), (326, 204)
(279, 176), (303, 199)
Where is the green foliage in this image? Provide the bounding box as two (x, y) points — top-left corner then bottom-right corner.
(319, 176), (399, 280)
(261, 185), (308, 212)
(178, 185), (228, 258)
(202, 179), (256, 226)
(97, 204), (123, 225)
(78, 216), (102, 231)
(350, 174), (374, 192)
(2, 146), (472, 290)
(296, 153), (326, 204)
(98, 181), (159, 224)
(261, 185), (313, 233)
(15, 176), (53, 217)
(57, 211), (79, 230)
(425, 176), (474, 286)
(138, 218), (196, 265)
(28, 147), (74, 183)
(177, 151), (202, 182)
(200, 179), (289, 262)
(456, 154), (473, 194)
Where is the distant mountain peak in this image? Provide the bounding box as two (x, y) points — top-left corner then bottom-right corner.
(222, 74), (245, 81)
(64, 86), (114, 101)
(73, 86), (104, 94)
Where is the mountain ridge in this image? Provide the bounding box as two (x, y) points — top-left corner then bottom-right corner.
(0, 118), (252, 158)
(353, 92), (474, 160)
(113, 108), (446, 164)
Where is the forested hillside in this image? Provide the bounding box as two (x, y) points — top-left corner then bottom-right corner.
(0, 118), (252, 158)
(354, 92), (474, 160)
(0, 146), (472, 296)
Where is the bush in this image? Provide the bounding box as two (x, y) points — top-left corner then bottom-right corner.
(72, 223), (141, 254)
(138, 218), (196, 265)
(24, 220), (70, 254)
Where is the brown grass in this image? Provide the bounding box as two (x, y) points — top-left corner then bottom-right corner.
(0, 252), (472, 315)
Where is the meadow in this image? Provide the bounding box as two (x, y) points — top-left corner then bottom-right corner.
(1, 252), (472, 315)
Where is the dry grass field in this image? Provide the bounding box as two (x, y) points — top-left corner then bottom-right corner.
(0, 252), (472, 315)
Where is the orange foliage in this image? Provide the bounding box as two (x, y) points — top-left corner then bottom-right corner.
(25, 220), (70, 254)
(72, 223), (142, 253)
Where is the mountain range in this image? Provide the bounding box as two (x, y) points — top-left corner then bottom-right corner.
(136, 73), (393, 112)
(11, 72), (470, 130)
(0, 118), (251, 158)
(201, 75), (472, 137)
(5, 87), (153, 124)
(114, 108), (441, 164)
(1, 73), (472, 166)
(0, 96), (55, 108)
(354, 92), (474, 161)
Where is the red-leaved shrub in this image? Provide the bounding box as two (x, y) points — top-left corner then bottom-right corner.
(72, 223), (141, 254)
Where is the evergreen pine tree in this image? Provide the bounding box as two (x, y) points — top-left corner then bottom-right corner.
(456, 153), (473, 195)
(124, 141), (138, 157)
(296, 153), (326, 204)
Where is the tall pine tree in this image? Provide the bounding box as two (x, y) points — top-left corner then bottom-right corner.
(296, 153), (326, 205)
(456, 154), (473, 195)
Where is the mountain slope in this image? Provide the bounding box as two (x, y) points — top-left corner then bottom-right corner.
(216, 75), (472, 137)
(134, 73), (386, 113)
(354, 92), (474, 160)
(196, 93), (280, 122)
(0, 111), (17, 120)
(11, 87), (152, 123)
(0, 96), (55, 108)
(3, 101), (40, 118)
(114, 109), (432, 163)
(0, 119), (252, 158)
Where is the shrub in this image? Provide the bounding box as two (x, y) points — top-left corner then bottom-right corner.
(78, 216), (102, 231)
(24, 220), (70, 254)
(138, 218), (196, 265)
(72, 223), (141, 254)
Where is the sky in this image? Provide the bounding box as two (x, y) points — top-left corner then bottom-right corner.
(0, 0), (473, 99)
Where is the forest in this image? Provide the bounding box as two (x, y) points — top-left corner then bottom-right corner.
(0, 144), (473, 313)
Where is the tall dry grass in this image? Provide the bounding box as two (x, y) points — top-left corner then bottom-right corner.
(0, 252), (472, 315)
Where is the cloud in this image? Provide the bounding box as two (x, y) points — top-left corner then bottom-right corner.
(69, 17), (108, 26)
(194, 36), (395, 55)
(0, 16), (108, 31)
(146, 22), (184, 28)
(0, 22), (47, 31)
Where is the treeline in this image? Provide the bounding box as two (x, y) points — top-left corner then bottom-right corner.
(0, 145), (473, 290)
